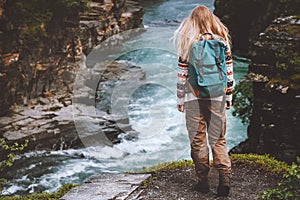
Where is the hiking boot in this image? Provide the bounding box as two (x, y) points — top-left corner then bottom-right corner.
(217, 173), (230, 197)
(193, 177), (210, 193)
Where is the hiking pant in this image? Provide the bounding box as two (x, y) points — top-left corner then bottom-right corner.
(185, 99), (231, 180)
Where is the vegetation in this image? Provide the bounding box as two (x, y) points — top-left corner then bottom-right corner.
(232, 79), (253, 124)
(0, 138), (77, 200)
(230, 154), (289, 175)
(259, 158), (300, 200)
(136, 154), (290, 175)
(0, 183), (78, 200)
(135, 159), (194, 174)
(19, 0), (89, 54)
(275, 48), (300, 74)
(0, 139), (28, 192)
(269, 47), (300, 90)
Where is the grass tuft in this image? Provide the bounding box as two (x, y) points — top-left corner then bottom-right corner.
(230, 154), (290, 175)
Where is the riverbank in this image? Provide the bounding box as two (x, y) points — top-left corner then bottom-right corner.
(2, 0), (298, 196)
(136, 161), (280, 200)
(1, 154), (294, 200)
(0, 0), (144, 153)
(0, 60), (145, 157)
(62, 161), (282, 200)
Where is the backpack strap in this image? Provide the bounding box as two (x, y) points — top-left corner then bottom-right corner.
(213, 36), (224, 81)
(198, 33), (215, 83)
(198, 38), (204, 83)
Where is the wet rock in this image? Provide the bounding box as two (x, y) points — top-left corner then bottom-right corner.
(214, 0), (300, 53)
(60, 173), (151, 200)
(0, 0), (145, 156)
(229, 15), (300, 163)
(0, 60), (145, 157)
(38, 97), (50, 105)
(0, 0), (144, 115)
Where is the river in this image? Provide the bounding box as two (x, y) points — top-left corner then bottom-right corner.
(2, 0), (248, 195)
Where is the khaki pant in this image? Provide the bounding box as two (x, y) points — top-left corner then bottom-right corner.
(185, 99), (231, 180)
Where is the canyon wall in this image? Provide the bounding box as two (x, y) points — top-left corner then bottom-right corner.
(0, 0), (143, 115)
(214, 0), (300, 163)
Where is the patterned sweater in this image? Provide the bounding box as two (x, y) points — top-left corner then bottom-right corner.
(177, 41), (234, 106)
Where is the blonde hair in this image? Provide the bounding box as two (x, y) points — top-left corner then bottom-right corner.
(173, 5), (231, 61)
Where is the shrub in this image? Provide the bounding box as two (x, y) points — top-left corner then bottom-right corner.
(230, 154), (289, 175)
(232, 79), (253, 124)
(259, 158), (300, 200)
(0, 139), (28, 192)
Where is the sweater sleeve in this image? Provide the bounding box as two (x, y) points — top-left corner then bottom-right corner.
(225, 45), (234, 101)
(177, 58), (188, 106)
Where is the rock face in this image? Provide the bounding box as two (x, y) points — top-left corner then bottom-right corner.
(234, 16), (300, 163)
(0, 60), (145, 158)
(214, 0), (300, 54)
(0, 0), (143, 115)
(214, 1), (300, 163)
(61, 173), (151, 200)
(0, 0), (144, 155)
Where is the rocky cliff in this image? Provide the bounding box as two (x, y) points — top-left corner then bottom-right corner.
(0, 0), (144, 154)
(0, 0), (143, 115)
(214, 0), (300, 54)
(214, 0), (300, 163)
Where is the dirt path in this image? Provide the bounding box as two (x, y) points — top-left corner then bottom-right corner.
(136, 161), (281, 200)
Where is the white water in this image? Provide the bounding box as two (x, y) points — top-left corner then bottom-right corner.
(2, 0), (248, 195)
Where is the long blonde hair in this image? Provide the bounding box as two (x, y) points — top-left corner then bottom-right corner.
(173, 5), (231, 61)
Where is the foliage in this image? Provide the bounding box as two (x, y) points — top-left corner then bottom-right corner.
(267, 73), (300, 90)
(230, 154), (289, 175)
(232, 79), (253, 124)
(138, 154), (289, 175)
(259, 158), (300, 200)
(0, 183), (78, 200)
(0, 139), (28, 171)
(275, 48), (300, 74)
(268, 47), (300, 90)
(19, 0), (89, 53)
(0, 138), (76, 199)
(135, 160), (194, 174)
(0, 138), (28, 192)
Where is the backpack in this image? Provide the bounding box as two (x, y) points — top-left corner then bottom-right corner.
(187, 33), (227, 98)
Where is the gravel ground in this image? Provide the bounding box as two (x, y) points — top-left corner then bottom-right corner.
(136, 161), (281, 200)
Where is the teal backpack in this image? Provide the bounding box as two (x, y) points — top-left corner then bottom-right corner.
(188, 33), (227, 98)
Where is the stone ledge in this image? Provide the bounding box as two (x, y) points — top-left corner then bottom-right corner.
(60, 173), (151, 200)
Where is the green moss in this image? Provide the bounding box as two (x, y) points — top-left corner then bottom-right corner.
(268, 45), (300, 89)
(267, 73), (300, 90)
(135, 160), (194, 174)
(0, 183), (78, 200)
(275, 48), (300, 73)
(230, 154), (290, 175)
(287, 24), (300, 36)
(136, 154), (290, 175)
(139, 176), (154, 189)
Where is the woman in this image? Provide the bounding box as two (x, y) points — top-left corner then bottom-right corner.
(173, 5), (234, 197)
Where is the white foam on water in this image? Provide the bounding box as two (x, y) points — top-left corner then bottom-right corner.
(83, 146), (125, 160)
(2, 0), (249, 195)
(2, 185), (26, 195)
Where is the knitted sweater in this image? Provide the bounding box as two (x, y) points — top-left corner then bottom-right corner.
(177, 41), (234, 106)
